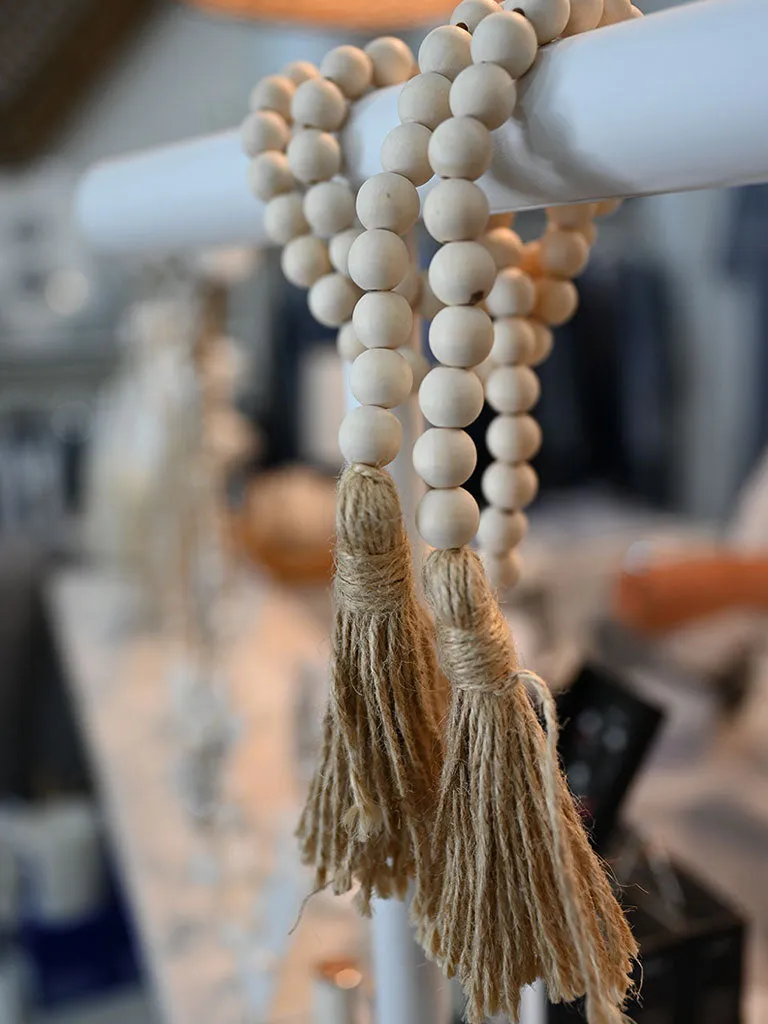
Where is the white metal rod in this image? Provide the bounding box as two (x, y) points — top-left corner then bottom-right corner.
(77, 0), (768, 254)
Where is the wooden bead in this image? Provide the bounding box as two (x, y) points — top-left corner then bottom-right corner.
(580, 221), (598, 246)
(470, 12), (539, 79)
(418, 272), (445, 320)
(248, 152), (294, 201)
(337, 322), (366, 362)
(429, 116), (493, 180)
(287, 129), (341, 184)
(491, 317), (536, 365)
(473, 355), (495, 386)
(502, 0), (571, 43)
(281, 235), (331, 288)
(356, 172), (420, 234)
(450, 63), (517, 130)
(429, 241), (497, 306)
(599, 0), (632, 25)
(451, 0), (499, 32)
(347, 229), (410, 292)
(249, 75), (295, 120)
(540, 228), (590, 278)
(282, 61), (319, 86)
(241, 110), (289, 156)
(398, 345), (430, 390)
(485, 268), (537, 317)
(529, 320), (554, 365)
(397, 72), (451, 130)
(486, 413), (543, 462)
(304, 181), (355, 238)
(419, 366), (485, 428)
(594, 198), (622, 218)
(365, 37), (415, 87)
(291, 78), (347, 132)
(329, 227), (363, 276)
(264, 192), (309, 245)
(482, 460), (539, 510)
(429, 305), (493, 367)
(486, 365), (541, 414)
(339, 405), (402, 467)
(423, 179), (489, 243)
(488, 212), (516, 230)
(547, 202), (597, 229)
(483, 549), (523, 590)
(393, 264), (422, 308)
(308, 273), (362, 327)
(413, 428), (477, 488)
(534, 278), (579, 325)
(562, 0), (603, 35)
(478, 506), (528, 555)
(418, 24), (472, 81)
(480, 227), (523, 269)
(320, 45), (373, 99)
(354, 291), (414, 348)
(416, 487), (480, 549)
(630, 5), (643, 17)
(350, 348), (413, 408)
(519, 240), (543, 276)
(381, 123), (433, 187)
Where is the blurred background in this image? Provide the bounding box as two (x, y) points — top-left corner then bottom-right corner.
(1, 0), (768, 1022)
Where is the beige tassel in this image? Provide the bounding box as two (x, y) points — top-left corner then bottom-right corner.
(419, 547), (637, 1024)
(297, 464), (445, 915)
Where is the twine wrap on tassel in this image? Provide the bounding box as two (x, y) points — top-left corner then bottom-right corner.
(419, 546), (637, 1024)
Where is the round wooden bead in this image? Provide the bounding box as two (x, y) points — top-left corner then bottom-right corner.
(354, 291), (414, 348)
(478, 506), (528, 555)
(339, 405), (402, 467)
(529, 320), (554, 365)
(286, 129), (341, 184)
(413, 427), (477, 488)
(562, 0), (603, 35)
(365, 37), (415, 87)
(419, 366), (485, 428)
(483, 550), (523, 590)
(350, 348), (413, 408)
(356, 172), (420, 234)
(264, 192), (309, 245)
(471, 11), (539, 79)
(502, 0), (571, 43)
(534, 278), (579, 325)
(485, 268), (537, 317)
(304, 181), (355, 238)
(337, 322), (366, 362)
(488, 212), (516, 230)
(248, 152), (294, 201)
(451, 0), (499, 32)
(347, 230), (410, 292)
(417, 487), (480, 549)
(630, 5), (643, 17)
(429, 241), (497, 306)
(418, 25), (472, 81)
(329, 227), (363, 276)
(429, 306), (493, 366)
(540, 228), (590, 278)
(481, 227), (523, 269)
(281, 235), (331, 288)
(397, 72), (451, 130)
(482, 461), (539, 510)
(450, 63), (517, 130)
(320, 45), (373, 99)
(398, 345), (430, 390)
(486, 413), (543, 462)
(241, 110), (290, 156)
(519, 240), (543, 276)
(599, 0), (632, 25)
(381, 123), (433, 187)
(429, 116), (493, 180)
(418, 272), (445, 320)
(291, 78), (347, 131)
(249, 75), (295, 120)
(547, 202), (597, 229)
(393, 264), (422, 308)
(491, 317), (536, 365)
(423, 179), (489, 244)
(308, 273), (362, 328)
(282, 61), (319, 86)
(580, 221), (598, 246)
(594, 198), (622, 218)
(486, 365), (541, 414)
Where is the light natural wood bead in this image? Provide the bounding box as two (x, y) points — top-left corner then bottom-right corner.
(350, 347), (413, 408)
(308, 273), (362, 328)
(519, 240), (543, 276)
(337, 322), (366, 362)
(471, 11), (539, 79)
(486, 413), (543, 462)
(529, 320), (554, 365)
(423, 179), (489, 243)
(365, 37), (415, 87)
(492, 317), (536, 365)
(540, 228), (590, 278)
(249, 75), (295, 120)
(483, 549), (523, 590)
(339, 405), (402, 467)
(547, 202), (597, 229)
(488, 212), (516, 230)
(450, 63), (517, 130)
(429, 305), (493, 367)
(304, 181), (355, 238)
(241, 110), (290, 156)
(417, 487), (480, 549)
(478, 506), (528, 555)
(281, 235), (331, 288)
(286, 129), (341, 185)
(481, 227), (523, 269)
(397, 72), (451, 130)
(429, 116), (493, 180)
(347, 230), (410, 292)
(562, 0), (603, 35)
(482, 460), (539, 510)
(630, 5), (643, 17)
(282, 61), (319, 86)
(398, 345), (430, 390)
(429, 241), (497, 306)
(419, 366), (485, 428)
(594, 198), (622, 218)
(485, 268), (537, 317)
(486, 365), (541, 414)
(451, 0), (499, 32)
(418, 24), (472, 81)
(329, 227), (363, 276)
(413, 428), (477, 488)
(599, 0), (632, 25)
(473, 355), (495, 386)
(354, 291), (414, 348)
(502, 0), (570, 43)
(291, 78), (347, 132)
(320, 45), (373, 99)
(393, 264), (422, 308)
(381, 123), (433, 187)
(534, 277), (579, 325)
(418, 272), (445, 320)
(264, 192), (309, 245)
(356, 172), (420, 235)
(248, 152), (294, 201)
(580, 221), (598, 246)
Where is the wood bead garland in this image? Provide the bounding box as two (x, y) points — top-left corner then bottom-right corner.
(418, 24), (473, 81)
(413, 427), (478, 488)
(397, 71), (451, 130)
(347, 229), (410, 292)
(429, 116), (493, 180)
(423, 179), (489, 243)
(380, 122), (434, 186)
(449, 62), (517, 130)
(356, 172), (420, 234)
(353, 291), (413, 349)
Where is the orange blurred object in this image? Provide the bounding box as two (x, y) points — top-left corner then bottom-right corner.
(183, 0), (454, 29)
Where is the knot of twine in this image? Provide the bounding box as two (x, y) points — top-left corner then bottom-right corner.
(334, 543), (412, 612)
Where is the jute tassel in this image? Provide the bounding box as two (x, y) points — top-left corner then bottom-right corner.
(419, 547), (637, 1024)
(297, 464), (445, 916)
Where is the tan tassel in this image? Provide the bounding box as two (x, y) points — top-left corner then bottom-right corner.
(297, 464), (445, 915)
(419, 546), (637, 1024)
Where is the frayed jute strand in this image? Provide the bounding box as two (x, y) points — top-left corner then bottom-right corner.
(419, 547), (637, 1024)
(296, 464), (445, 916)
